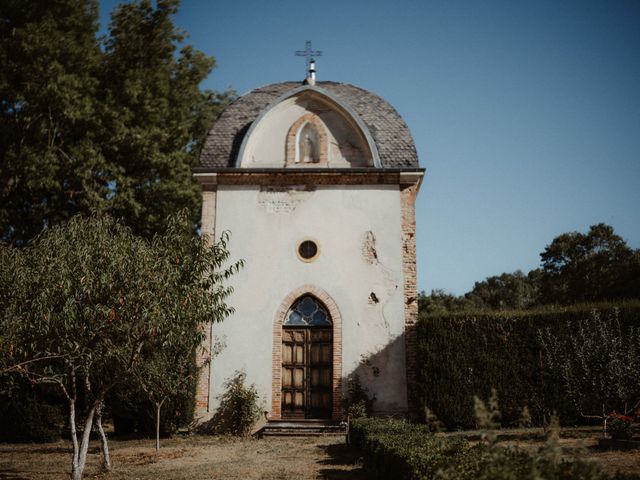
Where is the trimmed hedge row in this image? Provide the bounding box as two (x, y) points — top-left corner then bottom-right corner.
(415, 302), (640, 429)
(350, 417), (635, 480)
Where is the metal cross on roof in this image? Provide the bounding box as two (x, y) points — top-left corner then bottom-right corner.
(295, 40), (322, 76)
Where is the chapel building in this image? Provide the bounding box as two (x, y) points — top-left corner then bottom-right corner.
(194, 68), (423, 421)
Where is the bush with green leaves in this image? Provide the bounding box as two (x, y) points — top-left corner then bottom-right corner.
(342, 374), (376, 419)
(350, 417), (635, 480)
(202, 371), (262, 436)
(608, 416), (633, 440)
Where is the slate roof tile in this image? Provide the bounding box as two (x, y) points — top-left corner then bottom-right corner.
(199, 81), (419, 169)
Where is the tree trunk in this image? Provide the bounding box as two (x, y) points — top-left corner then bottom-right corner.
(69, 399), (80, 479)
(96, 404), (111, 471)
(72, 404), (97, 480)
(155, 399), (166, 452)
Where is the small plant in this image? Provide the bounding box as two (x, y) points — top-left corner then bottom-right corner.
(424, 406), (444, 432)
(342, 374), (375, 419)
(206, 371), (262, 436)
(518, 405), (532, 428)
(608, 412), (634, 440)
(473, 388), (501, 444)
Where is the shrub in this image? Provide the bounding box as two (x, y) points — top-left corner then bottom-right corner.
(342, 374), (375, 419)
(201, 371), (262, 436)
(608, 414), (634, 440)
(350, 417), (621, 480)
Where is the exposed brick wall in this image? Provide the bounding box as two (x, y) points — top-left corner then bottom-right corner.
(208, 171), (407, 186)
(285, 113), (329, 165)
(271, 284), (343, 421)
(400, 182), (419, 418)
(200, 189), (217, 243)
(194, 187), (217, 419)
(361, 230), (378, 264)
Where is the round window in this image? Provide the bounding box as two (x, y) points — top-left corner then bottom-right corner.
(297, 239), (319, 262)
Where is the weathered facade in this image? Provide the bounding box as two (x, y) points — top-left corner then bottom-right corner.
(194, 77), (423, 421)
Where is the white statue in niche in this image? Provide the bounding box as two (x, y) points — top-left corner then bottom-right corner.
(296, 123), (319, 163)
(301, 134), (314, 163)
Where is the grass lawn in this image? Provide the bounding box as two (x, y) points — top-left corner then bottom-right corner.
(1, 427), (638, 479)
(0, 435), (365, 480)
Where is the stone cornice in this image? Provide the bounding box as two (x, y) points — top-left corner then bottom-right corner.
(194, 168), (425, 188)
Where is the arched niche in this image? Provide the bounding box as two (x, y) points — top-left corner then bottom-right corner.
(237, 87), (377, 168)
(285, 114), (328, 165)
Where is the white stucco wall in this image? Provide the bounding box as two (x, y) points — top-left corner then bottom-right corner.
(207, 184), (408, 416)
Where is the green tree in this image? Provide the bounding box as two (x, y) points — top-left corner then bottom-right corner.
(418, 270), (540, 316)
(99, 0), (231, 237)
(0, 213), (241, 479)
(418, 289), (473, 316)
(0, 0), (107, 245)
(133, 342), (200, 451)
(464, 270), (540, 311)
(0, 0), (231, 244)
(130, 227), (240, 451)
(539, 223), (640, 304)
(538, 309), (640, 436)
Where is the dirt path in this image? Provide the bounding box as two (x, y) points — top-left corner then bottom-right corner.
(0, 435), (367, 480)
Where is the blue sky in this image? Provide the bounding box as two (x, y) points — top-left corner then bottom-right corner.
(100, 0), (640, 295)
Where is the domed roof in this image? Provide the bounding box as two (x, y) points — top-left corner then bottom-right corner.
(199, 81), (419, 169)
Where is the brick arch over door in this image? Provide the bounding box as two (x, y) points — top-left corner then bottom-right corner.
(271, 285), (343, 420)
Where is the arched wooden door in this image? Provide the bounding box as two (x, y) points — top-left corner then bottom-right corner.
(281, 296), (332, 419)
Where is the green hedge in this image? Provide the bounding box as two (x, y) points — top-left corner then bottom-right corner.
(350, 417), (636, 480)
(0, 382), (65, 443)
(415, 302), (640, 429)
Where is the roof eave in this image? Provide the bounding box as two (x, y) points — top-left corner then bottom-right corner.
(193, 168), (425, 190)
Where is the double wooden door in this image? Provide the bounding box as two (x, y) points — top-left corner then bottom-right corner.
(281, 327), (332, 419)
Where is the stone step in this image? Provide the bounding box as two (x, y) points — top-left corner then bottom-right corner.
(257, 420), (347, 438)
(261, 430), (347, 437)
(262, 427), (345, 432)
